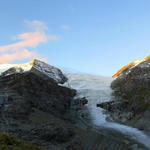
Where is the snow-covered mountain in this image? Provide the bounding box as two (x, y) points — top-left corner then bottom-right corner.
(0, 59), (67, 84)
(0, 60), (149, 149)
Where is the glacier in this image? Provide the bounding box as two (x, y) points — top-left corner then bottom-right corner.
(64, 73), (150, 148)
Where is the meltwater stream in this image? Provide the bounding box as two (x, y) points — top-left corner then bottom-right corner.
(65, 74), (150, 149)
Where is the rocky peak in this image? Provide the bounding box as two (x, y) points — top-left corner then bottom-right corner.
(113, 55), (150, 78)
(0, 59), (67, 84)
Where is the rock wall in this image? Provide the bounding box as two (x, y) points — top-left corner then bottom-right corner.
(107, 58), (150, 132)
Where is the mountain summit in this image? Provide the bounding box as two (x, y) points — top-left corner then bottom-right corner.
(107, 55), (150, 134)
(113, 55), (150, 77)
(0, 59), (67, 84)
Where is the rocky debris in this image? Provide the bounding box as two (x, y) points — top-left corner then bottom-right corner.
(97, 100), (129, 112)
(31, 123), (74, 144)
(97, 100), (135, 122)
(74, 97), (88, 106)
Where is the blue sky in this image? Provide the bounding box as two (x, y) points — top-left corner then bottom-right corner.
(0, 0), (150, 76)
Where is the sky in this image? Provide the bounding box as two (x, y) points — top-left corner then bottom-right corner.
(0, 0), (150, 76)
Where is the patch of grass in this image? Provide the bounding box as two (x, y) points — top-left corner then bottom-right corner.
(137, 104), (149, 114)
(0, 133), (45, 150)
(123, 92), (133, 100)
(124, 89), (150, 101)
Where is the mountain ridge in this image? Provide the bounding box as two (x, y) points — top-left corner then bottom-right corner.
(0, 60), (147, 150)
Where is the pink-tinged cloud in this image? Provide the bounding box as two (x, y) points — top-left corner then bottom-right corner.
(0, 49), (41, 63)
(0, 32), (49, 52)
(0, 20), (59, 63)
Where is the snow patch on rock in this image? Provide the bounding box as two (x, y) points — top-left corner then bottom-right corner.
(0, 59), (67, 84)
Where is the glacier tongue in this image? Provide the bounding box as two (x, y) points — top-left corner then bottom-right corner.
(64, 73), (113, 123)
(65, 73), (150, 149)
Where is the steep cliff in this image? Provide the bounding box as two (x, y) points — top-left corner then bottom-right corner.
(100, 56), (150, 133)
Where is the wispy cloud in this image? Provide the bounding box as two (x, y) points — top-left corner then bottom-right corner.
(0, 20), (59, 63)
(25, 20), (48, 31)
(61, 25), (69, 30)
(0, 49), (42, 63)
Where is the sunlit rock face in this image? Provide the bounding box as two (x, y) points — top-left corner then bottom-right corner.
(113, 55), (150, 77)
(0, 59), (67, 84)
(110, 55), (150, 133)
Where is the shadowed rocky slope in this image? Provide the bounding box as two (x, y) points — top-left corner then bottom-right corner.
(0, 132), (45, 150)
(99, 57), (150, 133)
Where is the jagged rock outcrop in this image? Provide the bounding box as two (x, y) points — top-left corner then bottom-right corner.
(74, 97), (88, 106)
(0, 59), (67, 84)
(101, 56), (150, 133)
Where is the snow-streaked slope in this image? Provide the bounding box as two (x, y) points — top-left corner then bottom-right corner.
(0, 63), (32, 74)
(32, 60), (67, 84)
(64, 73), (150, 148)
(0, 59), (67, 84)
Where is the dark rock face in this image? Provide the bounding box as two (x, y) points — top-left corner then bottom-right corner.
(0, 71), (137, 150)
(1, 67), (24, 77)
(74, 97), (88, 106)
(32, 59), (68, 84)
(0, 69), (79, 149)
(97, 101), (129, 112)
(97, 100), (135, 122)
(107, 58), (150, 132)
(31, 123), (74, 144)
(0, 72), (75, 118)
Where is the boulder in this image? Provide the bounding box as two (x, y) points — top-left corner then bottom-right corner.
(74, 97), (88, 106)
